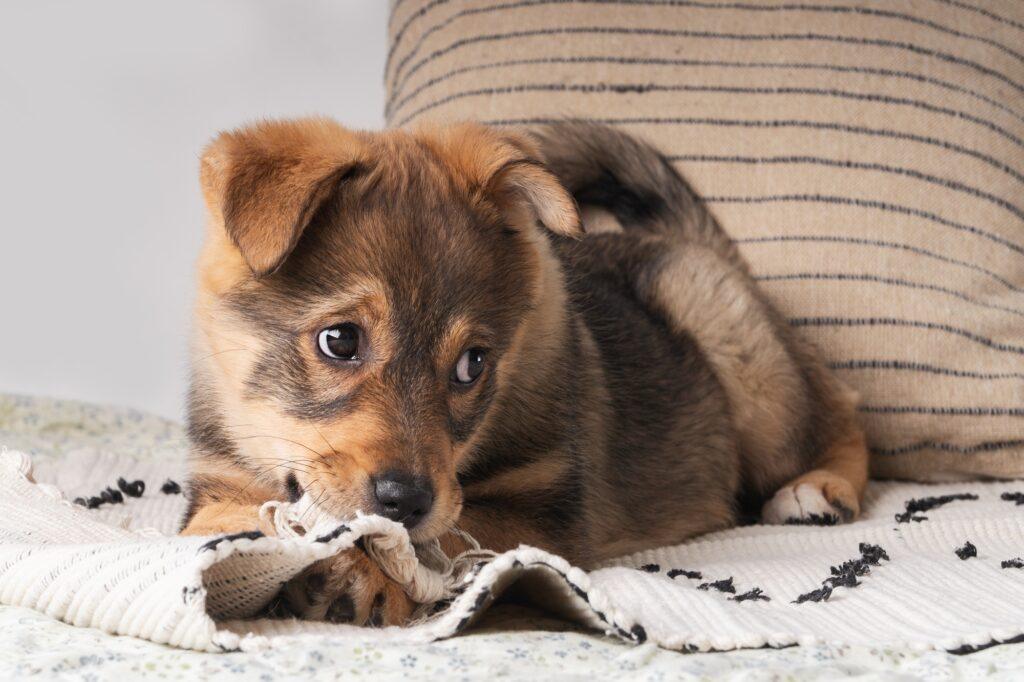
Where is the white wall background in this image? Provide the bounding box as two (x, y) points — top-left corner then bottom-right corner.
(0, 1), (388, 421)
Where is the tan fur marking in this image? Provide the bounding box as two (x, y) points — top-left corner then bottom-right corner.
(653, 245), (809, 489)
(436, 315), (479, 375)
(179, 459), (281, 536)
(179, 503), (270, 537)
(580, 205), (625, 234)
(784, 427), (870, 518)
(462, 456), (572, 499)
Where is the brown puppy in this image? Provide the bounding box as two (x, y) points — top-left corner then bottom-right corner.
(181, 118), (869, 626)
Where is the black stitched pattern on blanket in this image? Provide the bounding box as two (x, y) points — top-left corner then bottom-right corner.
(313, 524), (351, 543)
(667, 568), (702, 580)
(894, 494), (979, 523)
(1001, 557), (1024, 569)
(698, 577), (736, 594)
(73, 486), (123, 509)
(73, 477), (147, 509)
(783, 512), (840, 526)
(732, 587), (770, 602)
(794, 584), (833, 604)
(1000, 492), (1024, 506)
(794, 542), (890, 604)
(200, 530), (264, 552)
(667, 571), (770, 602)
(161, 479), (182, 495)
(955, 541), (978, 560)
(116, 477), (145, 497)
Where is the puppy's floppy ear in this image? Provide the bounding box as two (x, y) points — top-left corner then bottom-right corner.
(484, 130), (581, 238)
(486, 155), (582, 238)
(200, 117), (365, 277)
(420, 123), (581, 238)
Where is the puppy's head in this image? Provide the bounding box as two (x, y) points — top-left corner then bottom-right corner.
(192, 117), (579, 542)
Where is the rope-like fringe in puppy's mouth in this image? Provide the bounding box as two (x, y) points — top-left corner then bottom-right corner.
(259, 493), (496, 622)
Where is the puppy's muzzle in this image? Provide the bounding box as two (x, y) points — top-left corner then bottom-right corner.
(371, 471), (434, 530)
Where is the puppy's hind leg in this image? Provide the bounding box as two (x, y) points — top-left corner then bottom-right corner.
(762, 421), (870, 526)
(636, 236), (870, 526)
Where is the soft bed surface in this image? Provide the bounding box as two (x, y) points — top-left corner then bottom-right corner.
(5, 601), (1024, 681)
(3, 392), (1024, 680)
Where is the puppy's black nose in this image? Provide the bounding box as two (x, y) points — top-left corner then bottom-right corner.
(372, 472), (433, 529)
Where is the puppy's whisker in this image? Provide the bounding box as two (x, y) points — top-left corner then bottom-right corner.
(220, 457), (318, 509)
(232, 434), (326, 460)
(312, 426), (340, 458)
(302, 485), (330, 523)
(247, 456), (316, 471)
(221, 471), (278, 510)
(315, 491), (345, 522)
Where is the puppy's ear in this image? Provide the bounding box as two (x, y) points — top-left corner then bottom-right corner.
(200, 118), (364, 277)
(486, 155), (582, 238)
(419, 123), (581, 238)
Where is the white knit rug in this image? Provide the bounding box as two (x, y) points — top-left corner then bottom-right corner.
(3, 448), (1024, 654)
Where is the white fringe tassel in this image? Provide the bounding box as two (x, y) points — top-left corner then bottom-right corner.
(259, 494), (496, 607)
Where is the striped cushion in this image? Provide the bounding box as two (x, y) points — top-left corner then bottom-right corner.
(384, 0), (1024, 481)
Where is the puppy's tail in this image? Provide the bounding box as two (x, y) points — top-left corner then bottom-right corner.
(529, 120), (742, 265)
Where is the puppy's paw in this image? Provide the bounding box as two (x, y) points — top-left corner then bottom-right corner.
(762, 471), (860, 526)
(281, 546), (415, 626)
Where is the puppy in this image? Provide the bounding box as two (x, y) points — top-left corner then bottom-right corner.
(181, 118), (869, 626)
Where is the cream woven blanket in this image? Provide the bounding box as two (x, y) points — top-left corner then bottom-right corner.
(3, 448), (1024, 654)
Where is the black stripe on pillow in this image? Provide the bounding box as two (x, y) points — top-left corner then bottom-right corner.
(736, 236), (1022, 293)
(387, 57), (1024, 123)
(392, 27), (1024, 101)
(829, 360), (1024, 381)
(789, 318), (1024, 355)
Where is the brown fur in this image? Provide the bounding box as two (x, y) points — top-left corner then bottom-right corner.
(181, 117), (869, 626)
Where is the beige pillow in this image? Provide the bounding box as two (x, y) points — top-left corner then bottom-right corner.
(384, 0), (1024, 481)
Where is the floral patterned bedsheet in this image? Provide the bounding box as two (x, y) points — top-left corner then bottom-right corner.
(2, 392), (1023, 680)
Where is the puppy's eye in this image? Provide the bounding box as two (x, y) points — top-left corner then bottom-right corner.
(452, 348), (486, 385)
(317, 324), (361, 360)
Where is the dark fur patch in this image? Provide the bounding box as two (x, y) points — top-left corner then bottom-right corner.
(186, 377), (245, 468)
(285, 473), (302, 502)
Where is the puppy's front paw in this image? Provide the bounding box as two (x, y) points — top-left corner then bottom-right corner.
(762, 471), (860, 526)
(281, 546), (415, 626)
